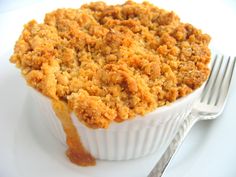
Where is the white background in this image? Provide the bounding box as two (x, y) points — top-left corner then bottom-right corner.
(0, 0), (236, 177)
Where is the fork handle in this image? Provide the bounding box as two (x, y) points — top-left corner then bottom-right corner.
(147, 114), (199, 177)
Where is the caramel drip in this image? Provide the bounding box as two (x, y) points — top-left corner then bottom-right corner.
(52, 100), (96, 166)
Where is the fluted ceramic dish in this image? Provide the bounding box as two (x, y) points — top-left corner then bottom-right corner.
(30, 83), (204, 161)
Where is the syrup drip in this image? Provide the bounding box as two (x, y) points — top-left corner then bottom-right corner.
(52, 100), (96, 166)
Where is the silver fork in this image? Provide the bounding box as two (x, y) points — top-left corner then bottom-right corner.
(148, 55), (236, 177)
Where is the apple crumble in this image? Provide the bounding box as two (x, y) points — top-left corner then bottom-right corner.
(10, 1), (210, 129)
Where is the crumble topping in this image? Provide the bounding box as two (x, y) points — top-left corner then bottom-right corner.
(10, 1), (211, 129)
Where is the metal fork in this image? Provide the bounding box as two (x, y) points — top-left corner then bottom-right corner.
(148, 55), (236, 177)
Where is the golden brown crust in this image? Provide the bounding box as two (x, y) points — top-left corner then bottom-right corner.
(10, 1), (211, 128)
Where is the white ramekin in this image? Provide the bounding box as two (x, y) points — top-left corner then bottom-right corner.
(29, 84), (204, 161)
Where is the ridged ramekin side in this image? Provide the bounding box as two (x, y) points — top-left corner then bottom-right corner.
(29, 86), (202, 160)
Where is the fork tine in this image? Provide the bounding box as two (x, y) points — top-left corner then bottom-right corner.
(226, 57), (236, 90)
(204, 55), (217, 85)
(214, 56), (231, 104)
(207, 55), (228, 104)
(201, 55), (223, 103)
(215, 56), (236, 106)
(200, 55), (218, 102)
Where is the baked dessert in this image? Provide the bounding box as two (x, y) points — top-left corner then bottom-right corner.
(10, 0), (211, 166)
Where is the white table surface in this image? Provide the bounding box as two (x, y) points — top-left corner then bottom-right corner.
(0, 0), (236, 177)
